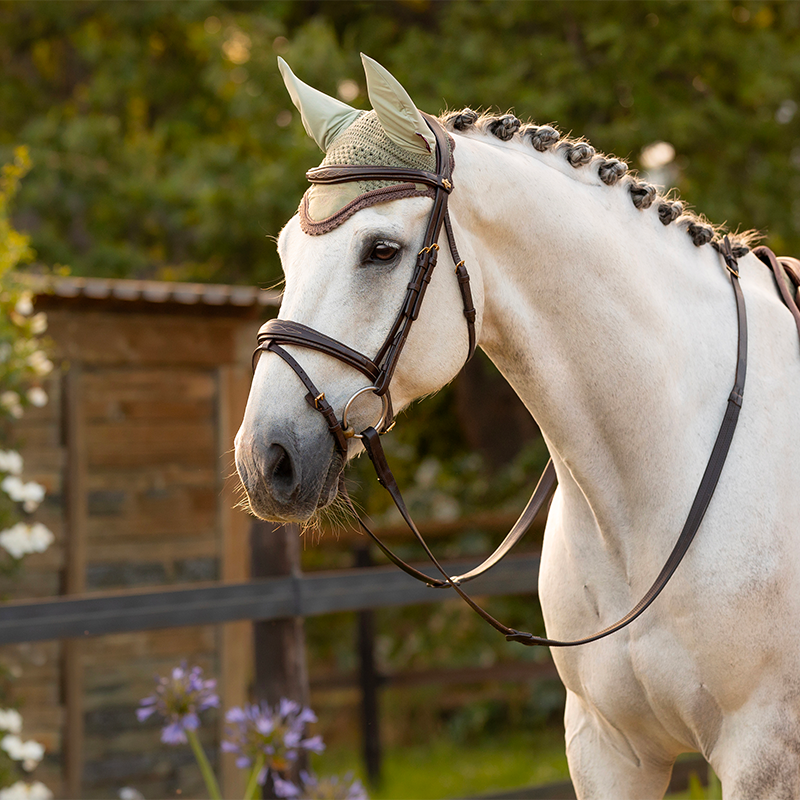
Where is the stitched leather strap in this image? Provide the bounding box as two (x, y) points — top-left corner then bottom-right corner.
(256, 319), (381, 383)
(307, 165), (453, 193)
(753, 245), (800, 346)
(262, 342), (351, 456)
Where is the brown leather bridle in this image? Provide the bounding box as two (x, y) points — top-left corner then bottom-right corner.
(255, 115), (476, 454)
(254, 115), (749, 648)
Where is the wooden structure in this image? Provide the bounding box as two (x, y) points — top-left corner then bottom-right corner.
(0, 278), (714, 798)
(5, 276), (277, 799)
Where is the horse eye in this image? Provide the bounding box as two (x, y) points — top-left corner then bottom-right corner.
(370, 242), (400, 262)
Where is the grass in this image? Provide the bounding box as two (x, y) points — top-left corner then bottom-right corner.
(313, 727), (570, 800)
(313, 728), (724, 800)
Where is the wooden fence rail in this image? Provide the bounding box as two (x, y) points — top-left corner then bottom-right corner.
(0, 553), (541, 644)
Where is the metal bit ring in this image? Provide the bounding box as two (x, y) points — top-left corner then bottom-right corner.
(341, 387), (390, 439)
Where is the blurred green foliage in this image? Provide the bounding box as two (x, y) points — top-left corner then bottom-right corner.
(1, 0), (799, 285)
(0, 148), (54, 573)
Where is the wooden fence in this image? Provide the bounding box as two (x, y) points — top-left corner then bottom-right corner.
(0, 537), (713, 799)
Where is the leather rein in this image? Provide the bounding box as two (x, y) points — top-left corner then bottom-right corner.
(254, 115), (748, 648)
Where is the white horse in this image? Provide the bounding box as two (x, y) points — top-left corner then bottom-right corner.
(235, 55), (800, 799)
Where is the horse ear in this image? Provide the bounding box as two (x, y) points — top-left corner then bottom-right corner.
(278, 57), (362, 153)
(361, 54), (436, 156)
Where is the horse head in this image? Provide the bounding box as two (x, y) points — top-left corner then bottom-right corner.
(235, 56), (479, 522)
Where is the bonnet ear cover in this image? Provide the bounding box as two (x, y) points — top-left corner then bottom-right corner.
(278, 57), (362, 152)
(279, 54), (442, 232)
(361, 53), (436, 156)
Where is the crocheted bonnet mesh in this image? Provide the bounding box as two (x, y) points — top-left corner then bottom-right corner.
(299, 110), (439, 235)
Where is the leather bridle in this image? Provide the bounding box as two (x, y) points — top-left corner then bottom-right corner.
(254, 115), (748, 648)
(255, 115), (476, 455)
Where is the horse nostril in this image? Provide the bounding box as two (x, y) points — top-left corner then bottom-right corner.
(269, 443), (297, 498)
(273, 445), (292, 482)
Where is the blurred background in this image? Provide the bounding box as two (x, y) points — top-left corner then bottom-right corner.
(0, 1), (798, 798)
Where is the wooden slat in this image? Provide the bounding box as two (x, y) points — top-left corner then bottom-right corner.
(62, 365), (87, 800)
(217, 364), (253, 800)
(0, 554), (541, 644)
(310, 658), (558, 692)
(47, 311), (244, 367)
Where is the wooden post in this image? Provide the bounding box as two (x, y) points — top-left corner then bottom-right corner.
(62, 365), (87, 799)
(251, 520), (310, 799)
(217, 365), (253, 799)
(355, 546), (382, 787)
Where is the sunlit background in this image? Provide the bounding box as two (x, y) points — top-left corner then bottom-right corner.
(0, 2), (798, 798)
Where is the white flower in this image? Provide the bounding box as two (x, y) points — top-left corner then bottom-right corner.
(1, 478), (45, 511)
(0, 523), (54, 560)
(1, 477), (23, 500)
(28, 313), (47, 335)
(0, 782), (52, 800)
(26, 352), (52, 378)
(0, 782), (28, 800)
(0, 525), (29, 559)
(0, 451), (23, 476)
(25, 388), (47, 408)
(1, 735), (44, 768)
(14, 294), (33, 317)
(29, 784), (52, 800)
(0, 709), (22, 735)
(27, 523), (53, 552)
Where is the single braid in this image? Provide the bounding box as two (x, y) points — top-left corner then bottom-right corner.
(521, 124), (560, 152)
(712, 238), (751, 258)
(560, 141), (595, 167)
(686, 221), (714, 246)
(445, 108), (479, 131)
(629, 180), (657, 210)
(657, 200), (683, 226)
(487, 114), (521, 141)
(598, 158), (627, 185)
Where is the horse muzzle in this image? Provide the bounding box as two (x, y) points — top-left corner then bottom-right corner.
(234, 426), (341, 522)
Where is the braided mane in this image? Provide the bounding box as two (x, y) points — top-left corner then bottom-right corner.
(441, 109), (759, 258)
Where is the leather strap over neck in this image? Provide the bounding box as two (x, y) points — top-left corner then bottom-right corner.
(350, 237), (748, 647)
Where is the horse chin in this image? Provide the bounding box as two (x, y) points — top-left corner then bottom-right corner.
(315, 452), (346, 511)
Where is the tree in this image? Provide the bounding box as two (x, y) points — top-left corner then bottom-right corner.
(0, 1), (798, 285)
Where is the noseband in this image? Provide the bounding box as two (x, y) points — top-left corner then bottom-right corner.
(254, 116), (749, 648)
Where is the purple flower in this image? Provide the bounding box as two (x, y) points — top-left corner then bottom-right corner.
(291, 771), (368, 800)
(222, 699), (324, 785)
(273, 777), (300, 797)
(137, 663), (219, 745)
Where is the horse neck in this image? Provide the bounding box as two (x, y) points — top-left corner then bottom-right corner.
(449, 133), (737, 554)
